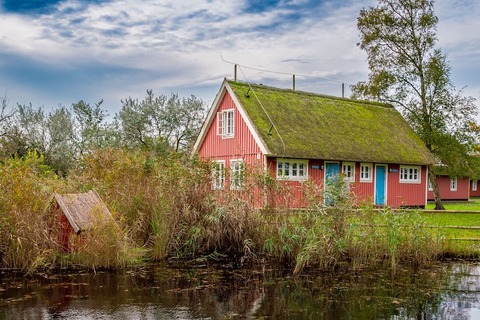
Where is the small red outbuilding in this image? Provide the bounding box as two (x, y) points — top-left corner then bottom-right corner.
(51, 190), (113, 252)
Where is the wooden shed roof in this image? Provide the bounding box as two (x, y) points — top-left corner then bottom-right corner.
(53, 190), (113, 234)
(227, 80), (436, 165)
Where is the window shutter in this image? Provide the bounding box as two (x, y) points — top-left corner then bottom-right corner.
(217, 112), (223, 136)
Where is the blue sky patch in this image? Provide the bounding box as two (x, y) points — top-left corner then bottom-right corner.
(2, 0), (63, 14)
(1, 0), (109, 15)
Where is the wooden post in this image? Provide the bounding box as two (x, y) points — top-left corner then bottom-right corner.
(234, 64), (237, 81)
(293, 74), (296, 91)
(342, 83), (345, 98)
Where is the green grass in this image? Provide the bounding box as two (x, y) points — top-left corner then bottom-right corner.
(420, 209), (480, 256)
(425, 198), (480, 211)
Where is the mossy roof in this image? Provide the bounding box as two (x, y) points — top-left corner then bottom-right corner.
(228, 80), (435, 165)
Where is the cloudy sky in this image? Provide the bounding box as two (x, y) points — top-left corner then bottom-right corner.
(0, 0), (479, 115)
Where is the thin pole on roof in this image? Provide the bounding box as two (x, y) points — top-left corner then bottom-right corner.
(342, 83), (345, 98)
(293, 74), (296, 91)
(234, 64), (237, 81)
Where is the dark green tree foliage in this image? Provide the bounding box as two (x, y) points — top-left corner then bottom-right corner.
(117, 90), (205, 153)
(352, 0), (477, 209)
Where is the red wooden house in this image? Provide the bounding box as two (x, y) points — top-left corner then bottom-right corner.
(193, 79), (436, 208)
(427, 172), (470, 202)
(471, 179), (480, 198)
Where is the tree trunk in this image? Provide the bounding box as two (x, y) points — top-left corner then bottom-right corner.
(428, 167), (445, 210)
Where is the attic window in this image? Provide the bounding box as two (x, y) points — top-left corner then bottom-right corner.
(400, 166), (421, 184)
(217, 109), (234, 139)
(277, 159), (308, 181)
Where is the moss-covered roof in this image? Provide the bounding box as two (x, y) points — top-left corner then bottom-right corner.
(228, 80), (435, 165)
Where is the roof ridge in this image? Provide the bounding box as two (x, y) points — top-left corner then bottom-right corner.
(226, 79), (394, 109)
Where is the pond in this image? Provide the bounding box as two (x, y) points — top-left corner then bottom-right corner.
(1, 259), (480, 319)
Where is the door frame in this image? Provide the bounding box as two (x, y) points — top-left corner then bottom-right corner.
(374, 164), (388, 206)
(324, 161), (340, 205)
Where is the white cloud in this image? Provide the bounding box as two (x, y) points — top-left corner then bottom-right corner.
(0, 0), (478, 110)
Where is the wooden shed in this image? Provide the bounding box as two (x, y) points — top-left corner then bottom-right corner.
(51, 190), (114, 252)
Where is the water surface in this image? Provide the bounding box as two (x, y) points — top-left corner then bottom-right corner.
(1, 260), (480, 319)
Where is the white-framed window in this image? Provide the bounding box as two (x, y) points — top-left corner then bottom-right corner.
(212, 160), (225, 190)
(450, 178), (457, 191)
(360, 163), (372, 182)
(277, 159), (308, 181)
(217, 109), (234, 138)
(230, 159), (245, 190)
(342, 162), (355, 182)
(399, 166), (421, 183)
(473, 180), (478, 192)
(428, 179), (433, 191)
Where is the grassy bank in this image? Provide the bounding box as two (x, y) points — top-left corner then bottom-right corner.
(0, 150), (478, 273)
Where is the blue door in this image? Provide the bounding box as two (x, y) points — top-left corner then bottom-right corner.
(325, 162), (340, 205)
(375, 165), (386, 205)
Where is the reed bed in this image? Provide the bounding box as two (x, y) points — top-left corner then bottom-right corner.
(0, 149), (456, 273)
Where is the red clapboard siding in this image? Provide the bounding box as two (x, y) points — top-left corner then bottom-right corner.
(385, 165), (428, 207)
(428, 176), (470, 201)
(470, 180), (480, 197)
(349, 163), (375, 205)
(199, 92), (262, 162)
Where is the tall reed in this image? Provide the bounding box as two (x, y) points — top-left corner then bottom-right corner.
(0, 152), (64, 272)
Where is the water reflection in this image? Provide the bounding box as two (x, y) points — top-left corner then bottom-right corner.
(1, 261), (480, 319)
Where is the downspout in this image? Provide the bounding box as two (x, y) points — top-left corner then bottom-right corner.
(263, 155), (268, 208)
(425, 166), (429, 208)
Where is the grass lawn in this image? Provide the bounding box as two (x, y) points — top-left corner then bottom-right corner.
(425, 198), (480, 211)
(418, 201), (480, 256)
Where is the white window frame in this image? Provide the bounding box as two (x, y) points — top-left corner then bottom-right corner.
(450, 178), (457, 191)
(230, 159), (245, 190)
(360, 163), (372, 183)
(399, 165), (421, 184)
(428, 179), (433, 191)
(276, 159), (308, 181)
(342, 162), (355, 182)
(212, 160), (225, 190)
(473, 180), (478, 192)
(217, 109), (234, 139)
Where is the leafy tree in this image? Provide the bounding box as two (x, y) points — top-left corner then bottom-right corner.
(2, 100), (115, 175)
(72, 100), (112, 156)
(0, 94), (14, 137)
(0, 94), (18, 157)
(46, 107), (76, 175)
(117, 90), (206, 153)
(351, 0), (477, 210)
(4, 104), (75, 174)
(14, 103), (49, 156)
